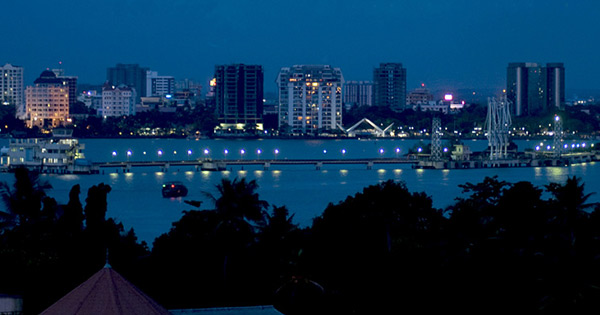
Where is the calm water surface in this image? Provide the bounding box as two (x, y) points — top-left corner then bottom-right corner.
(1, 138), (597, 246)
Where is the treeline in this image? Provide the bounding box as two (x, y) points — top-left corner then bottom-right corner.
(1, 169), (600, 314)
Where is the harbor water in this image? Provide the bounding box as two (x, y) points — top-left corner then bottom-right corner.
(0, 138), (598, 246)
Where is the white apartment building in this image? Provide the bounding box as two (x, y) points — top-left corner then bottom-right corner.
(277, 65), (344, 135)
(146, 71), (175, 97)
(101, 83), (136, 117)
(25, 70), (70, 128)
(1, 64), (24, 118)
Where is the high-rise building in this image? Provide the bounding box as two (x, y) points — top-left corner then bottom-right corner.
(507, 62), (565, 116)
(214, 64), (264, 131)
(25, 70), (70, 128)
(100, 82), (136, 118)
(277, 65), (344, 135)
(545, 63), (565, 111)
(343, 81), (373, 108)
(52, 69), (78, 109)
(373, 63), (407, 111)
(146, 71), (175, 97)
(1, 63), (24, 118)
(106, 63), (148, 104)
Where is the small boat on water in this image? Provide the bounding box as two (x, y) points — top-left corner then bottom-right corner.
(201, 159), (226, 171)
(162, 181), (188, 198)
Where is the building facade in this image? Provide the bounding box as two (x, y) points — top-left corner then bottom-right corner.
(277, 65), (344, 135)
(545, 63), (565, 111)
(106, 63), (148, 104)
(146, 71), (175, 97)
(100, 82), (136, 117)
(407, 87), (434, 105)
(1, 64), (24, 118)
(214, 64), (264, 132)
(52, 69), (78, 109)
(25, 70), (70, 128)
(343, 81), (373, 109)
(507, 62), (565, 116)
(373, 63), (407, 112)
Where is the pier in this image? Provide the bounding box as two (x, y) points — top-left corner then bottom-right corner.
(93, 158), (420, 172)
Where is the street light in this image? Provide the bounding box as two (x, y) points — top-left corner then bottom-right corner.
(341, 149), (346, 158)
(256, 149), (262, 160)
(126, 150), (132, 161)
(187, 149), (193, 160)
(240, 149), (246, 159)
(274, 148), (279, 160)
(224, 149), (229, 159)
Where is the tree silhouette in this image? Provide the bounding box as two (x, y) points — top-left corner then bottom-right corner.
(0, 167), (52, 229)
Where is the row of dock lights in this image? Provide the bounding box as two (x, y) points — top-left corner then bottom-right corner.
(111, 147), (409, 159)
(534, 142), (591, 151)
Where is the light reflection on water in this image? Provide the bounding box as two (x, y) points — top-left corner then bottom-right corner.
(0, 138), (598, 246)
(0, 162), (597, 246)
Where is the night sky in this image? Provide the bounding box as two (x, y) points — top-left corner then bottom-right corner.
(2, 0), (598, 95)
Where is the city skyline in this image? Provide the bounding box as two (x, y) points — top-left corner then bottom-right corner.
(1, 0), (598, 96)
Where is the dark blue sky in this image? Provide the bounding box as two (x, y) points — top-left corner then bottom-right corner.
(2, 0), (598, 95)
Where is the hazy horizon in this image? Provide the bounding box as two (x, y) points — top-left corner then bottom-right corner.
(2, 0), (599, 97)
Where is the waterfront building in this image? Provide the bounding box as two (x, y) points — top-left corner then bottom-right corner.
(100, 82), (136, 118)
(507, 62), (565, 116)
(343, 80), (373, 109)
(214, 64), (264, 132)
(146, 71), (175, 97)
(373, 63), (407, 112)
(0, 63), (24, 118)
(407, 87), (434, 105)
(277, 65), (344, 135)
(106, 63), (148, 104)
(25, 70), (70, 128)
(1, 128), (92, 173)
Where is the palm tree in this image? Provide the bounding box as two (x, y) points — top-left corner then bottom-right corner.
(204, 177), (269, 285)
(206, 177), (268, 230)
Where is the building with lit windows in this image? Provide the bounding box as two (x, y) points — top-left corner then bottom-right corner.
(343, 81), (373, 109)
(277, 65), (344, 135)
(407, 87), (434, 105)
(146, 71), (175, 97)
(214, 64), (264, 132)
(1, 64), (24, 118)
(25, 70), (70, 128)
(507, 62), (565, 116)
(106, 63), (148, 104)
(100, 82), (136, 118)
(373, 63), (407, 111)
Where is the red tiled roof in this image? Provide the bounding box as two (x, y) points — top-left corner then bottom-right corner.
(41, 266), (170, 315)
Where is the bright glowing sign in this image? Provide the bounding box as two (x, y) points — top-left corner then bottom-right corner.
(444, 94), (453, 101)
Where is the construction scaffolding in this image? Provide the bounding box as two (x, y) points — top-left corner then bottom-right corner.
(553, 115), (563, 158)
(430, 117), (442, 161)
(485, 96), (512, 160)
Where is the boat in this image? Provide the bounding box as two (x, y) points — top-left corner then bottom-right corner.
(201, 159), (226, 171)
(162, 181), (188, 198)
(1, 128), (98, 174)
